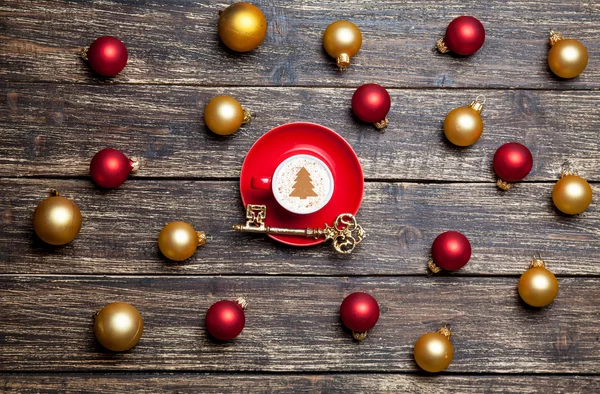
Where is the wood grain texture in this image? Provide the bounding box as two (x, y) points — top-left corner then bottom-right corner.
(1, 178), (598, 276)
(1, 373), (599, 393)
(1, 276), (599, 372)
(0, 0), (599, 89)
(1, 84), (600, 181)
(1, 0), (599, 389)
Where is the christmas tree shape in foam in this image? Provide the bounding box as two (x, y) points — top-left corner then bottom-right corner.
(289, 167), (318, 199)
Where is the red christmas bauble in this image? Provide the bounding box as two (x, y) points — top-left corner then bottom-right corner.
(340, 292), (380, 332)
(86, 36), (128, 77)
(351, 84), (391, 124)
(90, 148), (135, 188)
(444, 16), (485, 55)
(493, 142), (533, 182)
(431, 231), (472, 271)
(205, 300), (246, 340)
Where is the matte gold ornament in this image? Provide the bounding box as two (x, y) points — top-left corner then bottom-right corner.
(443, 96), (485, 147)
(158, 221), (207, 261)
(518, 256), (558, 307)
(548, 31), (588, 79)
(552, 169), (592, 215)
(323, 20), (362, 70)
(414, 327), (454, 373)
(32, 190), (82, 245)
(94, 302), (144, 352)
(218, 2), (267, 52)
(204, 95), (252, 136)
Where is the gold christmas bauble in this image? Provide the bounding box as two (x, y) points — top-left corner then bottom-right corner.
(218, 2), (267, 52)
(158, 221), (206, 261)
(552, 174), (592, 215)
(548, 32), (588, 79)
(443, 99), (484, 147)
(94, 302), (144, 352)
(414, 328), (454, 373)
(518, 259), (558, 307)
(32, 191), (82, 245)
(204, 95), (250, 136)
(323, 20), (362, 69)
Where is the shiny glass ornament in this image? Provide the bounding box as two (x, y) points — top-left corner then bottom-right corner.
(428, 231), (471, 273)
(340, 292), (379, 341)
(84, 36), (128, 77)
(323, 20), (362, 70)
(493, 142), (533, 190)
(443, 96), (485, 147)
(94, 302), (144, 352)
(351, 83), (391, 129)
(414, 327), (454, 372)
(90, 148), (138, 188)
(158, 221), (206, 261)
(218, 2), (267, 52)
(204, 95), (252, 136)
(33, 190), (82, 245)
(552, 172), (592, 215)
(205, 298), (247, 340)
(437, 16), (485, 55)
(548, 31), (588, 79)
(518, 256), (558, 307)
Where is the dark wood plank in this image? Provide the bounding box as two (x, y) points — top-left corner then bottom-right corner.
(1, 179), (598, 276)
(0, 276), (598, 372)
(0, 1), (599, 89)
(1, 373), (599, 393)
(2, 84), (600, 181)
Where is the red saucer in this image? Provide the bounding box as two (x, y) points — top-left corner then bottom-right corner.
(240, 122), (364, 246)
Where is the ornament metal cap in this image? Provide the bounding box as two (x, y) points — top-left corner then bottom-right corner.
(496, 178), (513, 191)
(468, 95), (486, 114)
(436, 37), (450, 53)
(352, 331), (368, 341)
(427, 258), (442, 274)
(374, 116), (389, 130)
(49, 189), (60, 197)
(530, 254), (546, 269)
(129, 158), (140, 173)
(235, 296), (249, 310)
(242, 109), (254, 125)
(197, 231), (208, 247)
(549, 30), (564, 46)
(80, 47), (89, 61)
(437, 327), (452, 339)
(336, 53), (350, 70)
(559, 161), (576, 178)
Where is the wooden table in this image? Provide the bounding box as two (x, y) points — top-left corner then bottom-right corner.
(1, 1), (599, 392)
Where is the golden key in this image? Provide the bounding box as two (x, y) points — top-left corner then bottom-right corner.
(233, 204), (366, 254)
